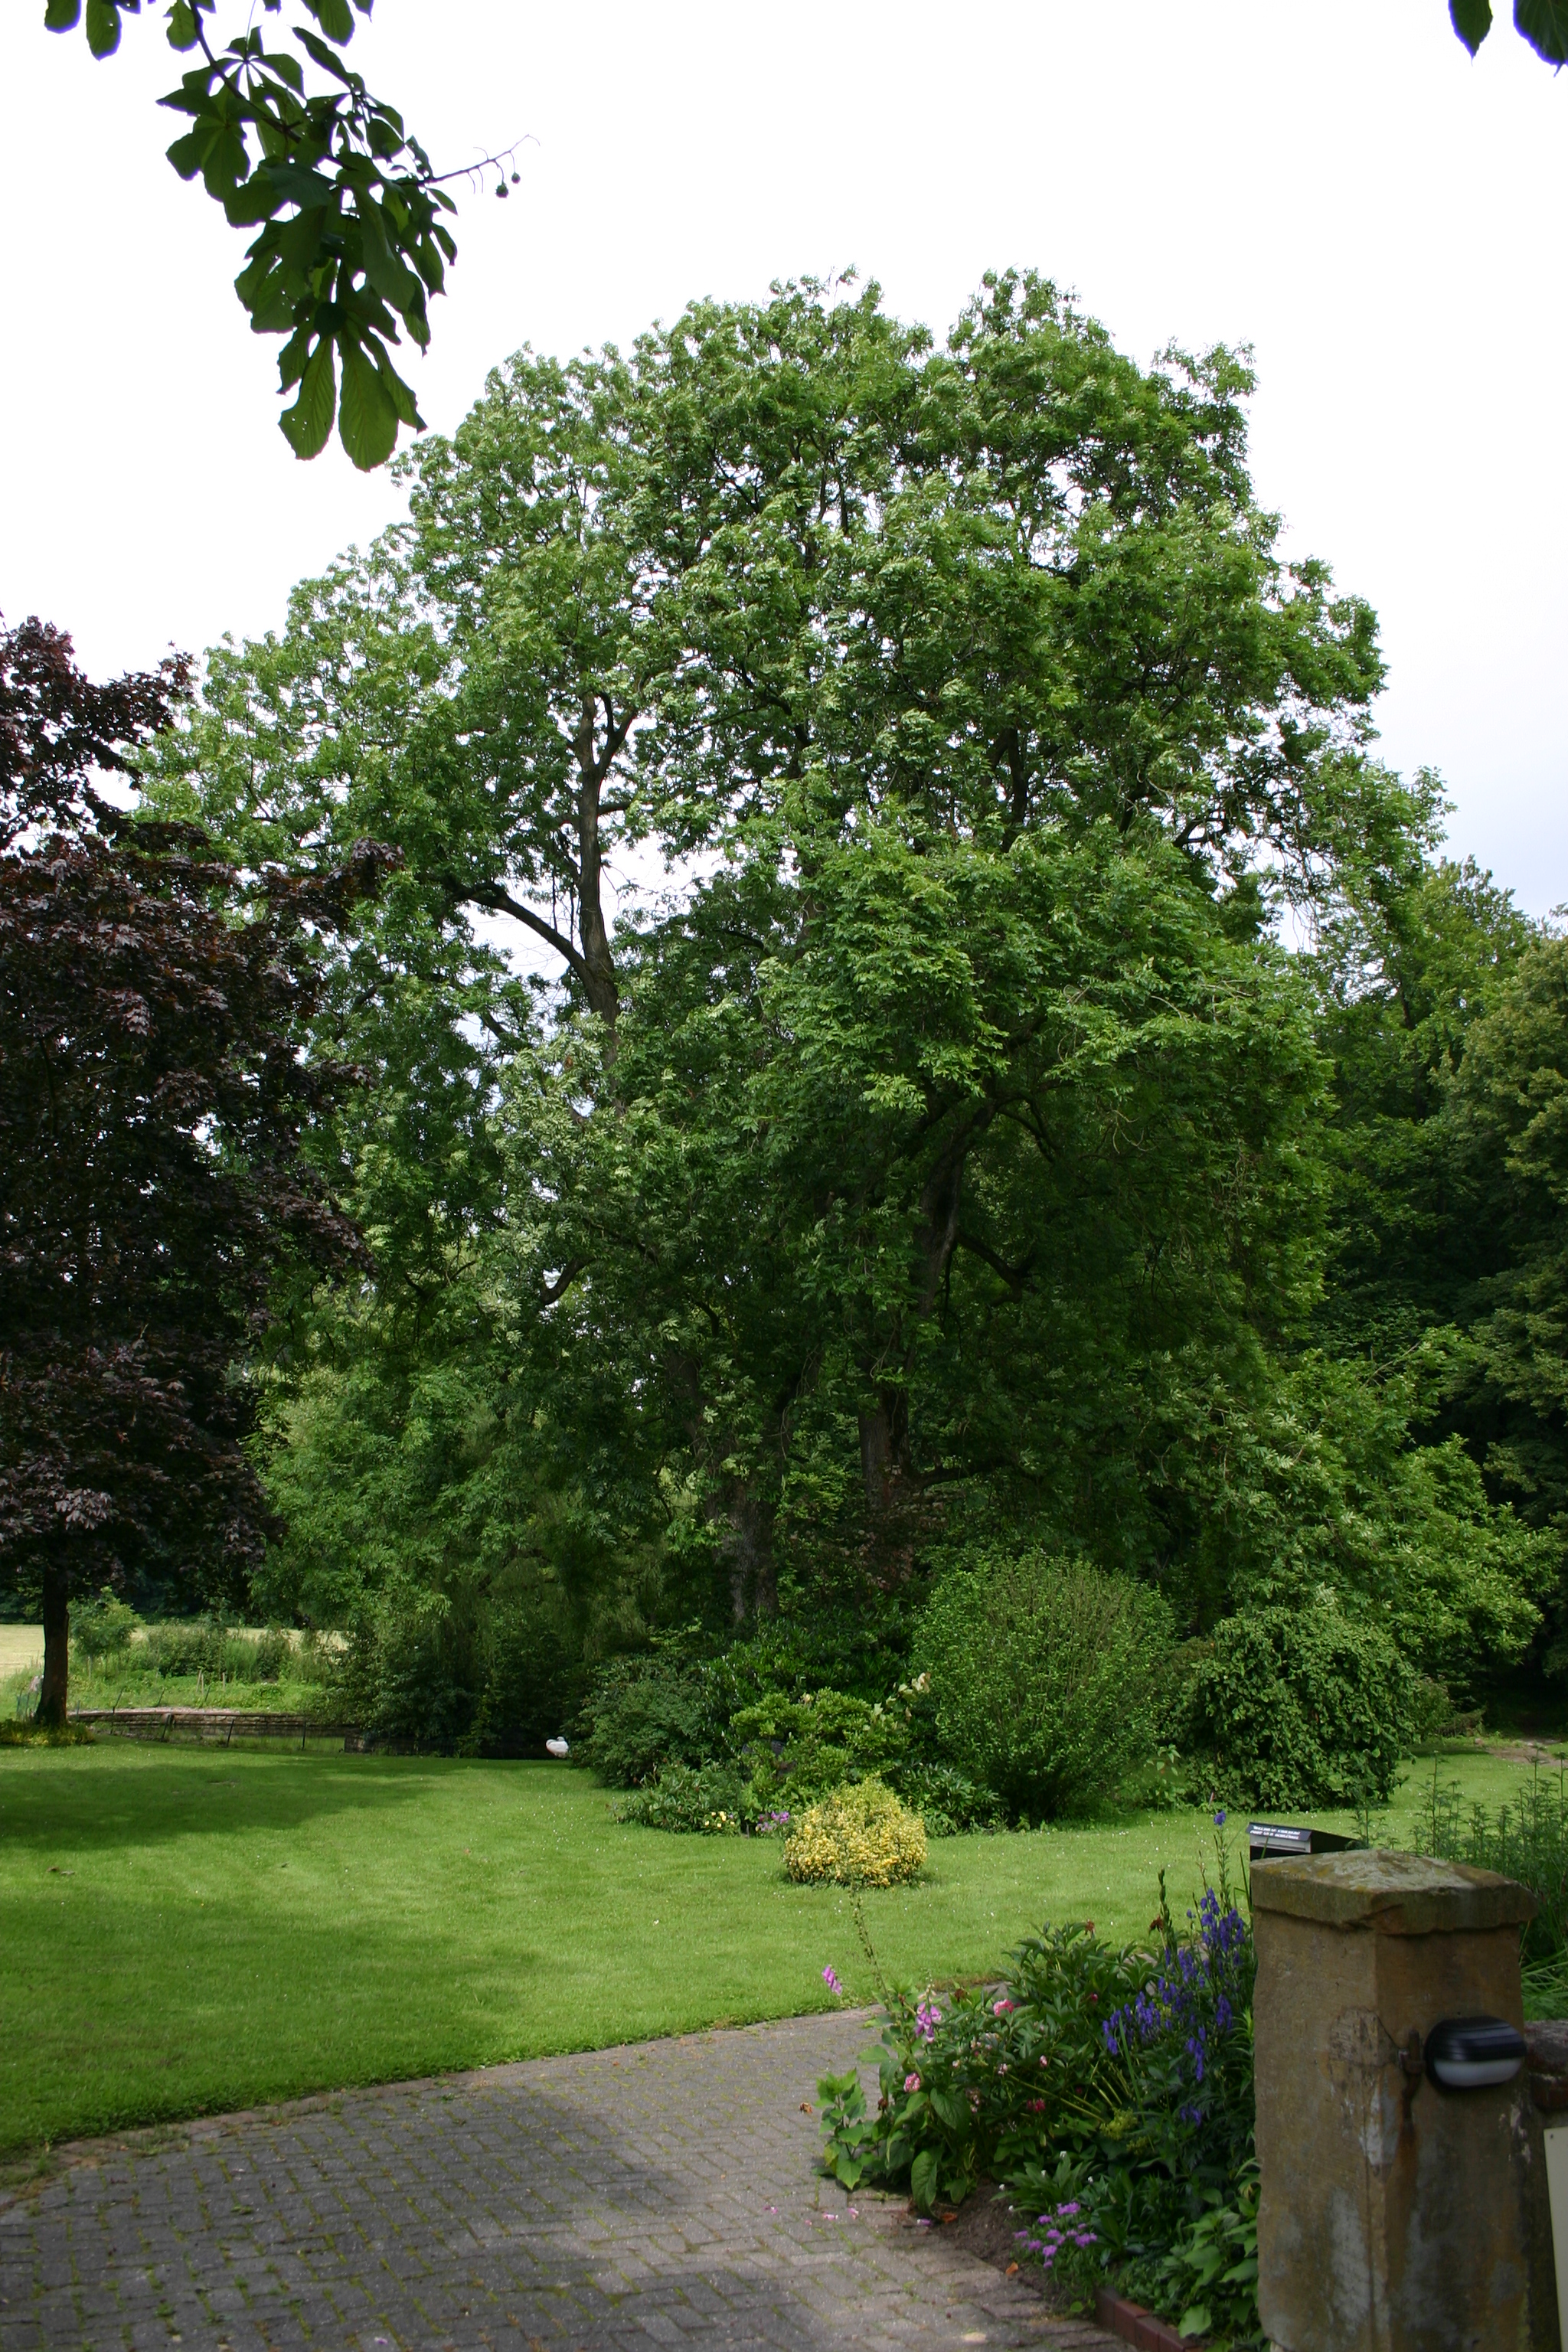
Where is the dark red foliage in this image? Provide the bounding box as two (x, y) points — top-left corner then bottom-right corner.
(0, 613), (190, 850)
(0, 616), (397, 1720)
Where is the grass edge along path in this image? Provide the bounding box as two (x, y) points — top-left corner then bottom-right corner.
(0, 1742), (1541, 2164)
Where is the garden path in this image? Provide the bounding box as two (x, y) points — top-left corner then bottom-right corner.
(0, 2010), (1121, 2352)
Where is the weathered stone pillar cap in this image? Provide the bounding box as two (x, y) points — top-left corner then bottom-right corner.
(1250, 1847), (1536, 1933)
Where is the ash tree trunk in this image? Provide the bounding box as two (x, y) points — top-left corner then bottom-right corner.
(36, 1557), (70, 1731)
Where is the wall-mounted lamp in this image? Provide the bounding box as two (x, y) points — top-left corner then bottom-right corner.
(1425, 2016), (1527, 2091)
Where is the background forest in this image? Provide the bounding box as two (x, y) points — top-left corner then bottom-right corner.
(9, 273), (1566, 1801)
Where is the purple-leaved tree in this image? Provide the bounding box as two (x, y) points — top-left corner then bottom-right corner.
(0, 614), (395, 1723)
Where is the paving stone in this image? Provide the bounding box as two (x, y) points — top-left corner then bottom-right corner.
(1, 2013), (1122, 2351)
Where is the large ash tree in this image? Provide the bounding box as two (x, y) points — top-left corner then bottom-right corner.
(146, 274), (1547, 1671)
(0, 617), (391, 1723)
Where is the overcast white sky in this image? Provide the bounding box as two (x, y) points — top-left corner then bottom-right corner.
(2, 2), (1563, 910)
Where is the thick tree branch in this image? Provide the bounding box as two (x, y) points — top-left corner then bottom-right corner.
(955, 1230), (1037, 1295)
(460, 878), (590, 989)
(540, 1259), (584, 1305)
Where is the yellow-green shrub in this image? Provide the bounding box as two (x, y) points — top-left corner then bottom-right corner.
(784, 1777), (926, 1886)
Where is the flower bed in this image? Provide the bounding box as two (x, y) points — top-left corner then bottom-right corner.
(817, 1832), (1260, 2347)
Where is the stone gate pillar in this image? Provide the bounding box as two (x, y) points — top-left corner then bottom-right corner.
(1252, 1848), (1549, 2352)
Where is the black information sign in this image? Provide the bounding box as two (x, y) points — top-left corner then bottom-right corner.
(1249, 1821), (1314, 1857)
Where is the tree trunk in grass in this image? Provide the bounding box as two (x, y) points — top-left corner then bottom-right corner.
(36, 1559), (69, 1728)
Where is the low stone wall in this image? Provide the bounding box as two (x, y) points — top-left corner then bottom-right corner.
(70, 1707), (357, 1746)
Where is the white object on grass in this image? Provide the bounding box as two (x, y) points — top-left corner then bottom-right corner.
(545, 1736), (570, 1759)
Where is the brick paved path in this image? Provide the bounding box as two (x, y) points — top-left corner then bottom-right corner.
(0, 2012), (1121, 2352)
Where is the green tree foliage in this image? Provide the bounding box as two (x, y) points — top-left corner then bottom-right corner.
(1305, 771), (1566, 1668)
(69, 1589), (139, 1662)
(143, 276), (1550, 1721)
(501, 815), (1331, 1612)
(1446, 939), (1568, 1566)
(44, 0), (518, 466)
(154, 271), (1386, 1017)
(1451, 0), (1568, 65)
(1312, 772), (1534, 1361)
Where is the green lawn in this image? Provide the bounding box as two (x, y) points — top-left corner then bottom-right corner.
(0, 1740), (1548, 2161)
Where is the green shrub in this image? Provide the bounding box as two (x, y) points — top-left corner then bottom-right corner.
(704, 1600), (916, 1714)
(335, 1589), (485, 1751)
(250, 1627), (292, 1684)
(729, 1687), (914, 1818)
(1183, 1602), (1414, 1808)
(916, 1555), (1171, 1818)
(1119, 1743), (1208, 1814)
(614, 1761), (746, 1833)
(894, 1759), (1004, 1836)
(1421, 1762), (1568, 2008)
(144, 1621), (223, 1680)
(1409, 1672), (1483, 1743)
(577, 1650), (710, 1786)
(470, 1599), (590, 1759)
(142, 1620), (293, 1687)
(294, 1627), (333, 1682)
(785, 1777), (927, 1886)
(70, 1590), (139, 1663)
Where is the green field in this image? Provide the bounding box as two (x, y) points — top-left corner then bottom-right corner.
(0, 1740), (1548, 2161)
(0, 1626), (41, 1679)
(1, 1623), (335, 1720)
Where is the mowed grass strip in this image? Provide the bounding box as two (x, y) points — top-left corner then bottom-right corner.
(0, 1741), (1537, 2158)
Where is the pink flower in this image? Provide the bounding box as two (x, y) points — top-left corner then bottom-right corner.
(993, 1998), (1014, 2015)
(904, 2073), (921, 2092)
(822, 1965), (843, 1995)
